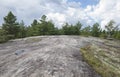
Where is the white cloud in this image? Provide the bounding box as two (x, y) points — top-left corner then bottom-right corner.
(0, 0), (120, 29)
(47, 13), (66, 28)
(88, 0), (120, 28)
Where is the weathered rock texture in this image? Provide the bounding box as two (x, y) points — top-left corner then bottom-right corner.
(0, 36), (101, 77)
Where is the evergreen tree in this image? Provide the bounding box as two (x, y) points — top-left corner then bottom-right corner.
(105, 20), (116, 38)
(17, 20), (27, 38)
(31, 19), (39, 36)
(39, 15), (56, 35)
(62, 22), (82, 35)
(62, 23), (70, 35)
(100, 30), (107, 38)
(74, 21), (82, 35)
(91, 23), (100, 37)
(46, 20), (56, 35)
(0, 29), (8, 43)
(81, 26), (91, 36)
(26, 26), (33, 36)
(2, 11), (19, 37)
(31, 19), (38, 27)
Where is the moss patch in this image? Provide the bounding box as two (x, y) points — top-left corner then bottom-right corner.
(80, 43), (120, 77)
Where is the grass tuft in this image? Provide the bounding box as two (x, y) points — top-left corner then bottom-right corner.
(80, 44), (120, 77)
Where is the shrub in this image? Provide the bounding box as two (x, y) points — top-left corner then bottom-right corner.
(7, 35), (15, 40)
(0, 29), (8, 43)
(0, 35), (8, 43)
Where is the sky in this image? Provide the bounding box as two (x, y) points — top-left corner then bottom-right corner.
(0, 0), (120, 28)
(69, 0), (99, 8)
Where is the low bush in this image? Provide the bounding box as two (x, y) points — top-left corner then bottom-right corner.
(0, 35), (8, 43)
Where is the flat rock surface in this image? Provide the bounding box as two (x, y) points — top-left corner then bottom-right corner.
(0, 36), (101, 77)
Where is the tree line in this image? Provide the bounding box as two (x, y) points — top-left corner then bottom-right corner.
(0, 11), (120, 43)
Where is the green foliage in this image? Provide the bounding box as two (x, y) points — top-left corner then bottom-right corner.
(30, 19), (39, 36)
(26, 26), (33, 37)
(0, 29), (6, 36)
(41, 15), (47, 22)
(113, 30), (120, 40)
(1, 11), (120, 42)
(31, 19), (38, 27)
(46, 21), (58, 35)
(81, 26), (91, 36)
(91, 23), (101, 37)
(81, 45), (120, 77)
(105, 20), (116, 38)
(62, 22), (82, 35)
(100, 30), (107, 39)
(0, 36), (8, 43)
(2, 11), (19, 37)
(39, 20), (56, 35)
(74, 21), (82, 35)
(17, 20), (27, 38)
(7, 35), (15, 39)
(0, 29), (8, 43)
(105, 20), (115, 32)
(38, 16), (57, 35)
(57, 28), (64, 35)
(26, 15), (58, 36)
(105, 20), (120, 39)
(62, 23), (71, 35)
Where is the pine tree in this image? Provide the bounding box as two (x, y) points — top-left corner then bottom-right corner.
(105, 20), (115, 38)
(31, 19), (39, 36)
(2, 11), (19, 37)
(91, 23), (100, 37)
(81, 26), (91, 36)
(0, 29), (8, 43)
(17, 20), (27, 38)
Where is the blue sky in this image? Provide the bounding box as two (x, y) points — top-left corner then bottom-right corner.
(0, 0), (120, 29)
(69, 0), (99, 8)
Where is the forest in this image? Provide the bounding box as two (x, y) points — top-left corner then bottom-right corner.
(0, 11), (120, 43)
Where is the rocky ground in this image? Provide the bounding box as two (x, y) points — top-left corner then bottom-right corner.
(0, 35), (107, 77)
(80, 38), (120, 77)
